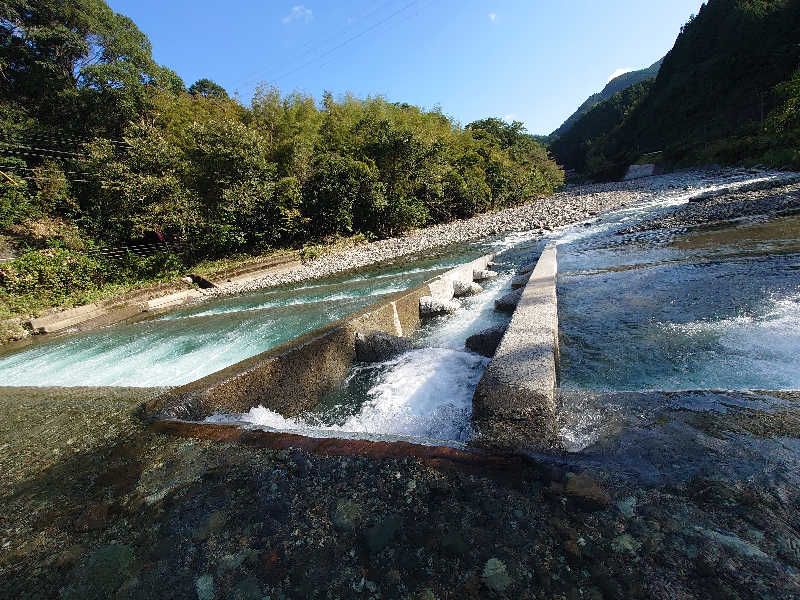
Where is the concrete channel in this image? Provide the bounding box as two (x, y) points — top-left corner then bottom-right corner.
(472, 242), (559, 448)
(146, 253), (496, 421)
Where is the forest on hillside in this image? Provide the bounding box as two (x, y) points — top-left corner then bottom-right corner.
(550, 0), (800, 179)
(0, 1), (563, 320)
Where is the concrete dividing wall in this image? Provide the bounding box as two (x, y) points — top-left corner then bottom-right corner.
(472, 242), (559, 447)
(148, 253), (494, 421)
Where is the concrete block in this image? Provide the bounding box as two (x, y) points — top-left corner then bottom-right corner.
(453, 280), (483, 297)
(510, 272), (531, 290)
(419, 296), (460, 316)
(473, 242), (559, 447)
(473, 269), (498, 281)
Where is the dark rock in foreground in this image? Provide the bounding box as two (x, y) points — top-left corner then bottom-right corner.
(355, 331), (412, 363)
(494, 288), (523, 313)
(465, 324), (508, 357)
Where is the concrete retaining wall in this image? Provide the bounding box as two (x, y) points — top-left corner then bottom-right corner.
(147, 253), (494, 421)
(472, 242), (559, 447)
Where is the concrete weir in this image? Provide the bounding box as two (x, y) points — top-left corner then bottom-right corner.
(147, 253), (495, 422)
(472, 242), (559, 447)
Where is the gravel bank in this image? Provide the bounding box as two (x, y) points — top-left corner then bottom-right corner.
(622, 180), (800, 234)
(211, 167), (796, 297)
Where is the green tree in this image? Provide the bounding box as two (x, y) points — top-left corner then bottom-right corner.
(188, 78), (229, 100)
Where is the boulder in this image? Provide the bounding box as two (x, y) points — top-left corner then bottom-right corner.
(465, 324), (508, 357)
(419, 296), (460, 316)
(473, 269), (498, 281)
(518, 262), (537, 276)
(510, 272), (531, 290)
(494, 289), (522, 313)
(453, 280), (483, 297)
(355, 331), (412, 363)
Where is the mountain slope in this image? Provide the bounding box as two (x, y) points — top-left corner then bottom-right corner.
(551, 0), (800, 177)
(550, 58), (663, 139)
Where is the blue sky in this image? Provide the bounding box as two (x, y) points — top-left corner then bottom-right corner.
(107, 0), (705, 135)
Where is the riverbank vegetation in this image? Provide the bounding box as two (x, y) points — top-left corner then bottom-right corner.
(550, 0), (800, 180)
(0, 1), (563, 328)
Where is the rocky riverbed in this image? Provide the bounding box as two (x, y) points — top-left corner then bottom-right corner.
(210, 167), (796, 297)
(621, 180), (800, 234)
(2, 386), (798, 600)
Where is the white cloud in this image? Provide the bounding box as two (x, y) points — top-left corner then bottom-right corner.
(607, 67), (632, 82)
(503, 114), (519, 122)
(488, 13), (497, 22)
(282, 5), (313, 25)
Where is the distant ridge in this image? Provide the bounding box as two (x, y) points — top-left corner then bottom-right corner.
(550, 58), (663, 139)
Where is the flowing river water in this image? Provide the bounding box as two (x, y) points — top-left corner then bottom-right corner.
(1, 171), (799, 467)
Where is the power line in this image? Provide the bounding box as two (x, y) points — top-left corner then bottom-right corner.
(0, 164), (97, 177)
(0, 148), (90, 161)
(237, 0), (397, 91)
(0, 130), (131, 147)
(244, 0), (422, 90)
(0, 141), (89, 158)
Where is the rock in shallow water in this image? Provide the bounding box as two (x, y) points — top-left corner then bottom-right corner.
(465, 324), (508, 357)
(482, 558), (511, 592)
(494, 289), (523, 313)
(365, 514), (404, 553)
(453, 279), (483, 297)
(419, 296), (460, 316)
(355, 331), (412, 363)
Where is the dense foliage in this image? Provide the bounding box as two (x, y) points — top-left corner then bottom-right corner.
(550, 0), (800, 178)
(0, 0), (563, 318)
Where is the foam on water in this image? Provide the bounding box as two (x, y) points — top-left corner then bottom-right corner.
(164, 284), (408, 321)
(232, 348), (487, 442)
(659, 292), (800, 389)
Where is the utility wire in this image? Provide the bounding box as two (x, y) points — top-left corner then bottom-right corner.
(0, 131), (131, 147)
(0, 165), (98, 176)
(256, 0), (421, 87)
(237, 0), (397, 90)
(0, 141), (90, 158)
(0, 148), (90, 161)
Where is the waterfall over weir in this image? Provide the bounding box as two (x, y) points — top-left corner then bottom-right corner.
(2, 169), (799, 451)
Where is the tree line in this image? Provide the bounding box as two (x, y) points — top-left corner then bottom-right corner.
(0, 1), (563, 316)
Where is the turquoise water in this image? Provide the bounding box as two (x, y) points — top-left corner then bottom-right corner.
(557, 211), (800, 391)
(0, 244), (487, 387)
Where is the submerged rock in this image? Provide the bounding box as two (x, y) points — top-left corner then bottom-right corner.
(60, 544), (138, 600)
(453, 280), (483, 297)
(365, 515), (404, 553)
(565, 473), (611, 508)
(510, 272), (531, 290)
(332, 498), (364, 532)
(473, 269), (498, 281)
(355, 331), (412, 363)
(494, 288), (523, 313)
(465, 324), (508, 357)
(419, 296), (460, 316)
(482, 558), (511, 593)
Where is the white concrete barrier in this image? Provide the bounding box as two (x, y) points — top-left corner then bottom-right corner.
(472, 242), (559, 446)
